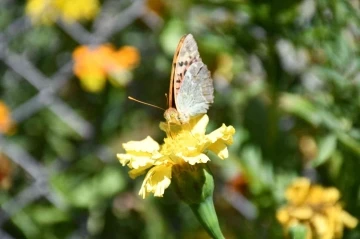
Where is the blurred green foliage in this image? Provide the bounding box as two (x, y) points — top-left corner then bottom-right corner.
(1, 0), (360, 238)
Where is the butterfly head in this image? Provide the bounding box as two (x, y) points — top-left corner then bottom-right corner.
(164, 108), (182, 125)
(164, 108), (190, 125)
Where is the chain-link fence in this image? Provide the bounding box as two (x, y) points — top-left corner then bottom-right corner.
(0, 1), (151, 238)
(2, 1), (360, 239)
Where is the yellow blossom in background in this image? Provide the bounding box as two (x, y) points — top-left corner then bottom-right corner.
(72, 45), (140, 93)
(0, 101), (15, 135)
(25, 0), (57, 25)
(277, 177), (358, 239)
(117, 114), (235, 199)
(54, 0), (99, 23)
(213, 53), (234, 84)
(26, 0), (99, 25)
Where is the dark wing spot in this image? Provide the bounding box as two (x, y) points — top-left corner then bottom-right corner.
(185, 61), (188, 66)
(179, 62), (183, 66)
(184, 70), (187, 75)
(176, 80), (181, 83)
(179, 73), (182, 77)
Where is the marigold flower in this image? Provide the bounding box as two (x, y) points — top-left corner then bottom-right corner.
(25, 0), (99, 25)
(277, 177), (358, 239)
(54, 0), (99, 23)
(110, 46), (140, 71)
(73, 45), (111, 92)
(117, 114), (235, 199)
(0, 101), (15, 135)
(72, 45), (140, 92)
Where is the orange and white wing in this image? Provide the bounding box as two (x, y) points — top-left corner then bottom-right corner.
(176, 62), (214, 121)
(169, 34), (201, 108)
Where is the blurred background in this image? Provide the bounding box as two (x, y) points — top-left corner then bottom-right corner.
(0, 0), (360, 238)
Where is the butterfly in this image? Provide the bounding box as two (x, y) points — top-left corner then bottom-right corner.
(164, 34), (214, 124)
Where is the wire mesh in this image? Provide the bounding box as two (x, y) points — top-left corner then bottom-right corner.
(0, 1), (147, 238)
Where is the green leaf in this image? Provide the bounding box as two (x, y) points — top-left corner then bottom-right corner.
(336, 132), (360, 156)
(289, 223), (307, 239)
(30, 206), (69, 225)
(240, 146), (274, 194)
(160, 19), (186, 56)
(280, 93), (321, 126)
(52, 166), (126, 208)
(312, 134), (337, 167)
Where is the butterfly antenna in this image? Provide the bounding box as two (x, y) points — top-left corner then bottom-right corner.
(165, 93), (169, 107)
(128, 96), (165, 111)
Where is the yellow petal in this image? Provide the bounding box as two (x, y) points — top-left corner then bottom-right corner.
(311, 214), (329, 236)
(205, 124), (235, 159)
(306, 185), (326, 204)
(334, 208), (345, 238)
(323, 187), (340, 204)
(181, 153), (210, 165)
(117, 136), (161, 169)
(79, 75), (107, 93)
(276, 207), (290, 224)
(117, 153), (155, 169)
(285, 177), (310, 205)
(117, 153), (132, 166)
(341, 210), (358, 229)
(289, 206), (313, 220)
(208, 141), (229, 159)
(190, 114), (209, 135)
(128, 164), (153, 179)
(159, 114), (208, 136)
(207, 124), (235, 144)
(139, 164), (172, 199)
(122, 136), (160, 152)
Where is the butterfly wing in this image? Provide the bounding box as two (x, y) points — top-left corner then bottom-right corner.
(176, 61), (214, 122)
(169, 34), (201, 109)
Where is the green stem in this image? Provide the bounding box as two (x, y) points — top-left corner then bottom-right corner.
(189, 197), (225, 239)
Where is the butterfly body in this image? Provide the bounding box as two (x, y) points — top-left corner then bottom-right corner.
(164, 34), (214, 124)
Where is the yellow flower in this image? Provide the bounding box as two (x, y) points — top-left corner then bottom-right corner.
(277, 177), (358, 239)
(25, 0), (58, 25)
(0, 101), (15, 135)
(72, 44), (140, 92)
(26, 0), (99, 25)
(54, 0), (99, 23)
(117, 114), (235, 199)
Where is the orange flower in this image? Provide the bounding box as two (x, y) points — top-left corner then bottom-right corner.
(0, 101), (15, 135)
(72, 44), (140, 92)
(107, 46), (140, 71)
(73, 45), (113, 92)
